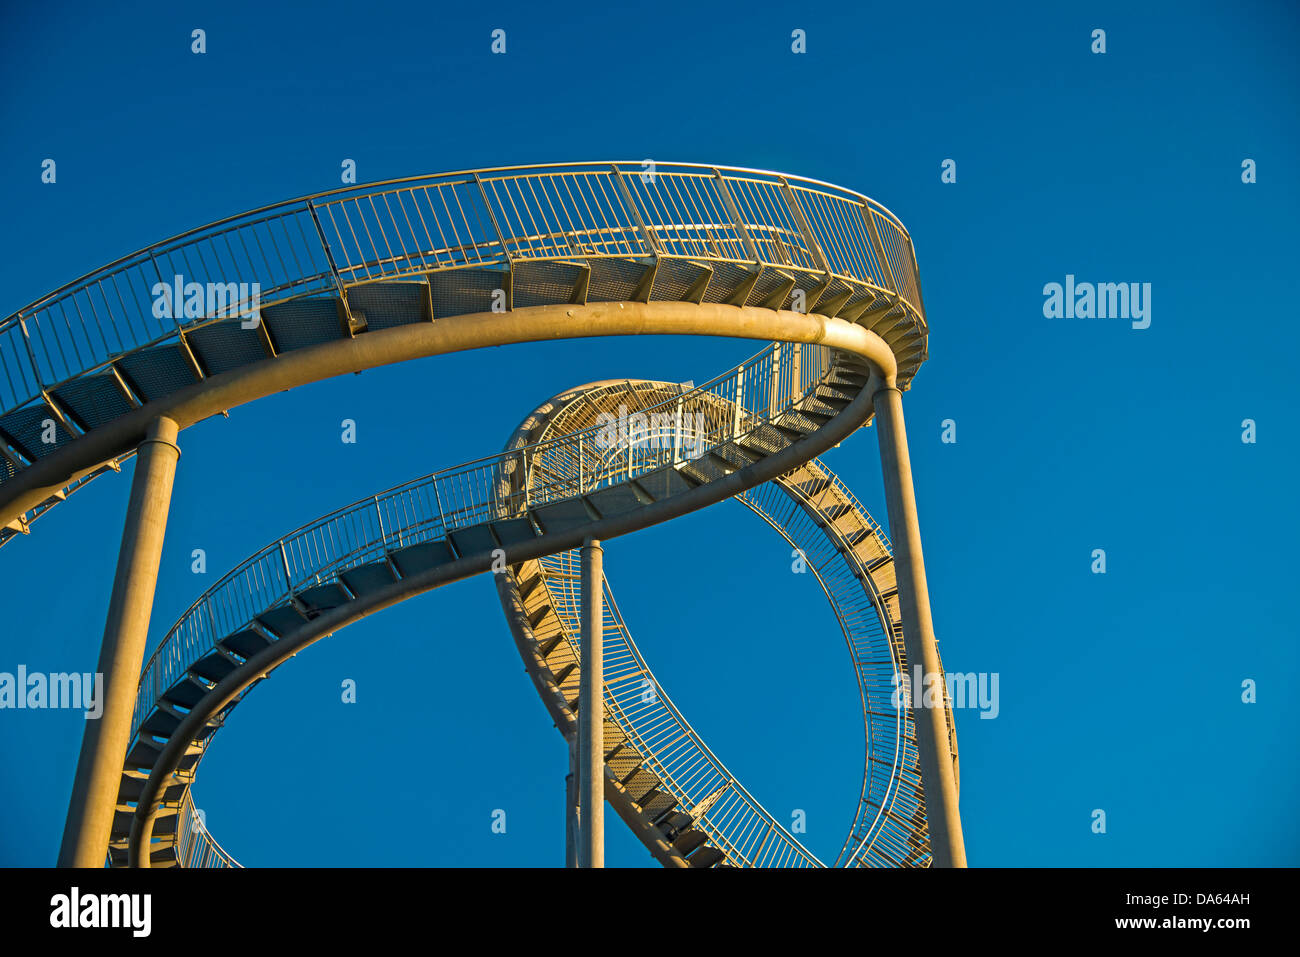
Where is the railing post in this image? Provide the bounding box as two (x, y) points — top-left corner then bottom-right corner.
(778, 179), (831, 274)
(431, 480), (448, 535)
(16, 315), (44, 395)
(673, 398), (683, 464)
(472, 172), (512, 265)
(373, 495), (387, 545)
(307, 200), (356, 325)
(277, 539), (292, 589)
(733, 367), (745, 438)
(768, 342), (781, 420)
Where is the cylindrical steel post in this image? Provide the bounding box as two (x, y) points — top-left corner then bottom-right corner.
(872, 386), (967, 867)
(578, 538), (605, 867)
(565, 732), (578, 868)
(58, 416), (181, 868)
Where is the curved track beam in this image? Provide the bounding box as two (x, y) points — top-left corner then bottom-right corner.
(0, 302), (894, 531)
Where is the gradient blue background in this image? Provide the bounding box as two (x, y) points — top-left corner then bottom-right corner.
(1, 0), (1296, 867)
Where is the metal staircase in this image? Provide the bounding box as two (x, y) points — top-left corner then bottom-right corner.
(0, 163), (950, 867)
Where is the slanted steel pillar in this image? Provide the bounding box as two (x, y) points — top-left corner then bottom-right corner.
(578, 538), (605, 867)
(58, 416), (181, 868)
(872, 386), (967, 867)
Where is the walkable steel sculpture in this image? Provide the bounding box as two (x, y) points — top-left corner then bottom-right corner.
(0, 163), (964, 868)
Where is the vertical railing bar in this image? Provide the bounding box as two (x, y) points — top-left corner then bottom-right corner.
(862, 205), (897, 295)
(411, 188), (441, 264)
(439, 185), (469, 262)
(711, 170), (760, 263)
(612, 166), (662, 256)
(367, 194), (398, 272)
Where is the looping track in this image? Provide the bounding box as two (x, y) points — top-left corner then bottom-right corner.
(0, 163), (955, 867)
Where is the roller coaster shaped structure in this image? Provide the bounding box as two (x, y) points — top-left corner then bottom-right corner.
(0, 162), (964, 868)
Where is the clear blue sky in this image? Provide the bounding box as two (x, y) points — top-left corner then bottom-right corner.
(1, 0), (1296, 867)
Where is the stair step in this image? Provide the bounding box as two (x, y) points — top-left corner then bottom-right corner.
(659, 810), (693, 839)
(447, 522), (498, 559)
(585, 482), (651, 520)
(737, 424), (794, 457)
(688, 845), (725, 868)
(551, 662), (576, 685)
(700, 262), (760, 305)
(709, 443), (759, 470)
(490, 517), (537, 549)
(530, 497), (596, 535)
(673, 827), (709, 856)
(255, 603), (308, 638)
(639, 790), (678, 823)
(428, 267), (509, 319)
(389, 539), (455, 577)
(160, 676), (210, 710)
(0, 404), (77, 461)
(51, 373), (135, 432)
(633, 465), (696, 501)
(219, 628), (273, 660)
(260, 297), (347, 352)
(584, 258), (654, 303)
(189, 651), (238, 684)
(345, 281), (431, 331)
(511, 261), (587, 309)
(124, 739), (162, 771)
(621, 768), (658, 802)
(294, 582), (350, 616)
(185, 319), (269, 377)
(115, 344), (202, 404)
(338, 559), (398, 598)
(139, 708), (181, 738)
(649, 259), (711, 303)
(527, 604), (554, 630)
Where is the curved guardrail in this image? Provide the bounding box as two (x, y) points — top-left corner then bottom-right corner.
(0, 162), (925, 417)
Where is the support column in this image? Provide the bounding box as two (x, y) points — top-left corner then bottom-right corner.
(58, 416), (181, 868)
(578, 538), (604, 868)
(565, 733), (578, 868)
(872, 386), (967, 867)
